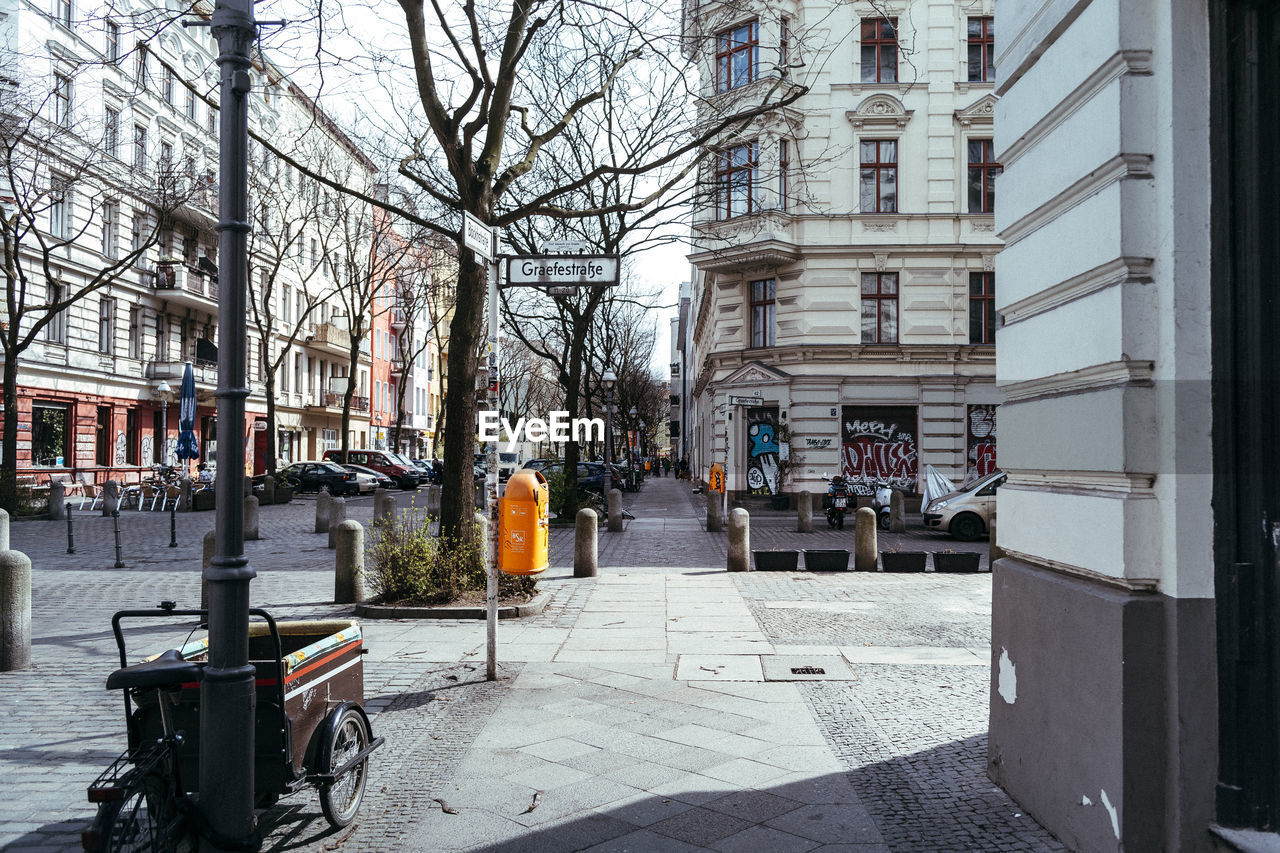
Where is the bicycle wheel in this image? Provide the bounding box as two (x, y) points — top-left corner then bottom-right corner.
(87, 771), (177, 852)
(319, 707), (370, 829)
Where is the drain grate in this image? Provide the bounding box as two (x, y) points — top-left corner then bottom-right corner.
(762, 656), (856, 681)
(791, 666), (826, 675)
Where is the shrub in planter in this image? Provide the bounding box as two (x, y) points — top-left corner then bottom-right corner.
(934, 551), (981, 573)
(881, 550), (927, 572)
(769, 493), (790, 511)
(753, 550), (800, 571)
(804, 549), (850, 571)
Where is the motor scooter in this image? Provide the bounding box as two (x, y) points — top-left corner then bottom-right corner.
(825, 474), (852, 529)
(872, 480), (893, 530)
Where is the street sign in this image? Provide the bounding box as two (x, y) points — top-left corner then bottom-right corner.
(463, 211), (492, 260)
(251, 421), (267, 431)
(542, 240), (591, 254)
(728, 395), (762, 406)
(504, 254), (620, 287)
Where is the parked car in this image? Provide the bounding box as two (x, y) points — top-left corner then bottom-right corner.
(338, 464), (392, 493)
(321, 449), (420, 490)
(274, 461), (359, 496)
(521, 460), (611, 495)
(498, 452), (520, 482)
(923, 470), (1005, 540)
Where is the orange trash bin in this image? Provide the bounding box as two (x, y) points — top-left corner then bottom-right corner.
(498, 469), (549, 575)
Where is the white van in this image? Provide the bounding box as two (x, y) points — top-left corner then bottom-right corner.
(922, 470), (1005, 540)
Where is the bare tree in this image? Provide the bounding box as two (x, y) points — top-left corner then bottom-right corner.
(390, 233), (456, 454)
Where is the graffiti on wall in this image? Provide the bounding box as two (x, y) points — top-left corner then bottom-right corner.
(840, 406), (918, 496)
(966, 404), (997, 482)
(114, 431), (127, 466)
(744, 407), (780, 495)
(140, 435), (154, 465)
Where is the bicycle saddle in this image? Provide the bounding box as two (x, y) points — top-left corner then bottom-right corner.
(106, 648), (204, 691)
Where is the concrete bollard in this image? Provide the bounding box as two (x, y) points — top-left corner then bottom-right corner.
(797, 491), (813, 533)
(201, 530), (215, 610)
(315, 489), (332, 534)
(49, 484), (65, 519)
(889, 490), (905, 533)
(989, 516), (1003, 570)
(0, 549), (32, 671)
(707, 495), (723, 533)
(334, 520), (365, 604)
(179, 479), (193, 512)
(243, 494), (260, 541)
(327, 498), (347, 549)
(262, 476), (275, 506)
(101, 480), (120, 516)
(243, 476), (252, 498)
(0, 508), (9, 551)
(855, 507), (878, 572)
(574, 509), (598, 578)
(727, 508), (750, 572)
(607, 489), (623, 533)
(426, 485), (442, 517)
(376, 491), (396, 524)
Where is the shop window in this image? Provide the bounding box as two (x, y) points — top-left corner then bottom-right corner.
(96, 406), (111, 466)
(32, 402), (69, 467)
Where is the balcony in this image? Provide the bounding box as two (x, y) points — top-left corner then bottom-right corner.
(145, 360), (218, 402)
(389, 357), (407, 379)
(305, 393), (370, 414)
(154, 262), (218, 310)
(390, 309), (407, 331)
(304, 323), (352, 357)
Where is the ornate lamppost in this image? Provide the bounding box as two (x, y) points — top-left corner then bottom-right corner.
(602, 370), (616, 467)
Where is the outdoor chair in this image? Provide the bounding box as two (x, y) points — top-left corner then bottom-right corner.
(78, 484), (102, 512)
(158, 485), (181, 512)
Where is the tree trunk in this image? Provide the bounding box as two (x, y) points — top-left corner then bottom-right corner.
(0, 350), (18, 514)
(438, 253), (486, 542)
(264, 374), (277, 475)
(558, 326), (589, 519)
(340, 343), (357, 462)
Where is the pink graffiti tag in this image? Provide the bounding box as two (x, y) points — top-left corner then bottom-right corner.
(840, 438), (918, 487)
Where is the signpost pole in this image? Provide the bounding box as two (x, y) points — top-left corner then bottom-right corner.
(723, 396), (730, 520)
(485, 228), (500, 683)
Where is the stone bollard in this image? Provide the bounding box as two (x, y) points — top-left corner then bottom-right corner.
(49, 483), (65, 520)
(855, 507), (878, 572)
(101, 480), (120, 516)
(201, 530), (215, 610)
(0, 549), (32, 671)
(334, 520), (365, 604)
(179, 479), (193, 512)
(0, 508), (9, 551)
(575, 508), (598, 578)
(797, 491), (813, 533)
(989, 516), (1003, 570)
(373, 487), (386, 511)
(607, 489), (623, 533)
(262, 476), (275, 506)
(889, 490), (905, 533)
(327, 498), (347, 549)
(243, 494), (260, 541)
(426, 485), (442, 517)
(243, 476), (252, 498)
(376, 491), (396, 524)
(707, 495), (723, 533)
(315, 489), (332, 534)
(727, 508), (750, 572)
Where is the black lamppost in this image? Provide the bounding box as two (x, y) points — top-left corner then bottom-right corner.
(155, 380), (171, 465)
(628, 405), (638, 489)
(639, 420), (647, 478)
(602, 370), (616, 467)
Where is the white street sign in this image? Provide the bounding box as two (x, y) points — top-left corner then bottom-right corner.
(542, 240), (591, 255)
(728, 394), (763, 406)
(505, 254), (620, 287)
(463, 210), (492, 260)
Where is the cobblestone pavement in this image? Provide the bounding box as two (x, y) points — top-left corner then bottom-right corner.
(1, 478), (1060, 852)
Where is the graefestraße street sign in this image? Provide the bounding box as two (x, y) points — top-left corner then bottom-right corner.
(504, 254), (620, 288)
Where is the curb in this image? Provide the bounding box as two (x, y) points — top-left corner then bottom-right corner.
(355, 591), (550, 620)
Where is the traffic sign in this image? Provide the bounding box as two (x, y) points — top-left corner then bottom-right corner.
(505, 254), (620, 287)
(463, 211), (492, 260)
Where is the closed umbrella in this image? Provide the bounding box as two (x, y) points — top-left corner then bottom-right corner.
(176, 361), (200, 471)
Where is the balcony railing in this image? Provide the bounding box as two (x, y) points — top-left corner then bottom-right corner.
(154, 263), (218, 301)
(310, 393), (370, 412)
(309, 323), (351, 351)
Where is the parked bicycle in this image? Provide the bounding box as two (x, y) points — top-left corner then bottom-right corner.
(583, 490), (635, 522)
(83, 602), (383, 852)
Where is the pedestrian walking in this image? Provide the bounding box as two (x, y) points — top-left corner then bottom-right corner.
(663, 457), (672, 476)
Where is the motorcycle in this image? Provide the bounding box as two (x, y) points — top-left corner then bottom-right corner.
(824, 474), (853, 529)
(872, 480), (892, 530)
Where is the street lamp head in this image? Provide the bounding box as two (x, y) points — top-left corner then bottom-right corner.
(629, 405), (638, 418)
(156, 380), (172, 397)
(640, 420), (646, 430)
(602, 369), (616, 391)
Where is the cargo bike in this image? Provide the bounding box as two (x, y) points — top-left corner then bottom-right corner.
(83, 603), (384, 852)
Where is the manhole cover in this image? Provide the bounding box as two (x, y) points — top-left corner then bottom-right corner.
(791, 666), (826, 675)
(762, 656), (856, 681)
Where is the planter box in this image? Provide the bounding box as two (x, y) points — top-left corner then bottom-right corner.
(934, 552), (981, 573)
(804, 549), (850, 572)
(192, 490), (216, 512)
(769, 494), (790, 511)
(881, 551), (927, 573)
(753, 550), (800, 571)
(273, 485), (293, 505)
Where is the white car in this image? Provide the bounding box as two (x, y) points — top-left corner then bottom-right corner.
(922, 470), (1005, 540)
(337, 465), (378, 494)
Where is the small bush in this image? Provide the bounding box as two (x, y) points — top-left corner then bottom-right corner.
(368, 510), (537, 605)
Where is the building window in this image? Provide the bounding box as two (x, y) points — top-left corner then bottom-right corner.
(969, 272), (995, 344)
(105, 20), (119, 63)
(56, 0), (72, 27)
(860, 272), (898, 343)
(779, 16), (790, 71)
(159, 140), (173, 172)
(967, 17), (995, 83)
(103, 107), (118, 156)
(125, 408), (138, 465)
(134, 44), (148, 88)
(46, 282), (67, 343)
(133, 124), (147, 170)
(967, 138), (1001, 213)
(152, 409), (164, 463)
(778, 139), (790, 210)
(206, 104), (216, 134)
(128, 306), (141, 358)
(162, 66), (175, 105)
(859, 139), (897, 213)
(750, 278), (776, 348)
(101, 200), (117, 258)
(32, 402), (69, 466)
(53, 73), (71, 127)
(185, 87), (197, 120)
(98, 297), (115, 354)
(49, 174), (70, 238)
(714, 142), (758, 219)
(715, 20), (758, 92)
(860, 18), (898, 83)
(96, 406), (111, 466)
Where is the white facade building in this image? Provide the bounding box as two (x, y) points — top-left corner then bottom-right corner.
(681, 0), (1000, 509)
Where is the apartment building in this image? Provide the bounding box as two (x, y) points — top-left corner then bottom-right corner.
(680, 0), (999, 505)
